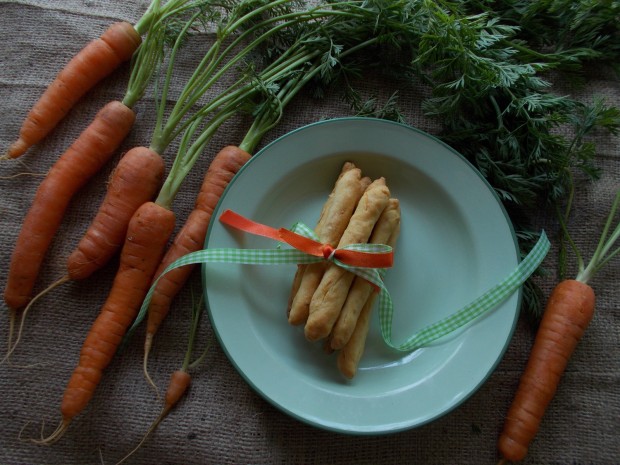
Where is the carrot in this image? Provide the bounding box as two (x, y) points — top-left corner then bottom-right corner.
(497, 280), (595, 463)
(142, 145), (250, 374)
(4, 100), (136, 312)
(67, 147), (165, 280)
(163, 370), (193, 408)
(35, 201), (176, 445)
(3, 21), (141, 159)
(113, 369), (191, 465)
(115, 293), (208, 465)
(2, 147), (165, 362)
(497, 189), (620, 463)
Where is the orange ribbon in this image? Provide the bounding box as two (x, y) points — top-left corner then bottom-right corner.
(219, 210), (393, 269)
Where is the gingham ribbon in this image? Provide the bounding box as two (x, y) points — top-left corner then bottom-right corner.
(377, 231), (549, 351)
(130, 211), (549, 352)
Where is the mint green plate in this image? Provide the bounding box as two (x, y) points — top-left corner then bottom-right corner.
(203, 118), (520, 434)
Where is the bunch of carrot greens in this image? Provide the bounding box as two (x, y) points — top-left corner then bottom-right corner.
(374, 2), (619, 462)
(465, 0), (620, 74)
(329, 0), (620, 314)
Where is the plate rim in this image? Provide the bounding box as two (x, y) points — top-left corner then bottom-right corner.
(202, 117), (522, 435)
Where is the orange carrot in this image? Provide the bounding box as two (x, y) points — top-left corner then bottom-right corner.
(497, 190), (619, 463)
(163, 370), (192, 411)
(2, 147), (164, 362)
(4, 22), (141, 159)
(143, 146), (250, 361)
(497, 280), (595, 463)
(67, 147), (165, 280)
(36, 201), (176, 444)
(4, 100), (136, 312)
(113, 369), (191, 464)
(115, 292), (207, 465)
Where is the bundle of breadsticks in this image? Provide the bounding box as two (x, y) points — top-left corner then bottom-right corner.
(286, 162), (401, 379)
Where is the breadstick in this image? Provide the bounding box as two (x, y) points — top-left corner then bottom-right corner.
(337, 220), (401, 379)
(305, 178), (390, 341)
(330, 198), (401, 350)
(287, 162), (357, 315)
(287, 164), (370, 325)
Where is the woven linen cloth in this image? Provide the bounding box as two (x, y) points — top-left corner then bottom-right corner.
(0, 2), (618, 464)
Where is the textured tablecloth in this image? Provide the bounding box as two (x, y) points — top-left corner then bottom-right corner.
(1, 2), (619, 464)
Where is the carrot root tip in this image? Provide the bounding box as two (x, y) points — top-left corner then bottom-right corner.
(144, 332), (153, 359)
(2, 309), (18, 365)
(143, 335), (160, 399)
(4, 275), (70, 361)
(114, 408), (166, 465)
(0, 171), (47, 180)
(7, 138), (28, 159)
(32, 418), (70, 446)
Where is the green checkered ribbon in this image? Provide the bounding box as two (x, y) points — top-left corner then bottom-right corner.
(377, 231), (549, 351)
(131, 213), (549, 352)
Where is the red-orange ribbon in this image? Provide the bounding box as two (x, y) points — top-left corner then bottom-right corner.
(219, 210), (393, 269)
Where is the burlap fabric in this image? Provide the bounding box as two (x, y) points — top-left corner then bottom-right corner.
(1, 2), (618, 464)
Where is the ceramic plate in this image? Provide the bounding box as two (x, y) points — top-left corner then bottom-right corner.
(203, 118), (520, 434)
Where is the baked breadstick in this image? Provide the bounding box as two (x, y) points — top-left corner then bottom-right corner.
(330, 198), (400, 350)
(337, 220), (401, 379)
(287, 163), (356, 316)
(286, 266), (305, 313)
(288, 164), (370, 325)
(305, 178), (390, 341)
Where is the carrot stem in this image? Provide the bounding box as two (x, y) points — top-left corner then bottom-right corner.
(134, 0), (162, 35)
(155, 107), (237, 208)
(134, 0), (199, 36)
(183, 292), (205, 371)
(150, 6), (207, 153)
(150, 1), (356, 153)
(575, 189), (620, 284)
(122, 21), (164, 109)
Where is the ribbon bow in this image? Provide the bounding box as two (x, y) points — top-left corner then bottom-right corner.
(219, 210), (394, 269)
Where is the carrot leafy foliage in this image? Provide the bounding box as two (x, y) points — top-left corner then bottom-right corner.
(314, 0), (620, 315)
